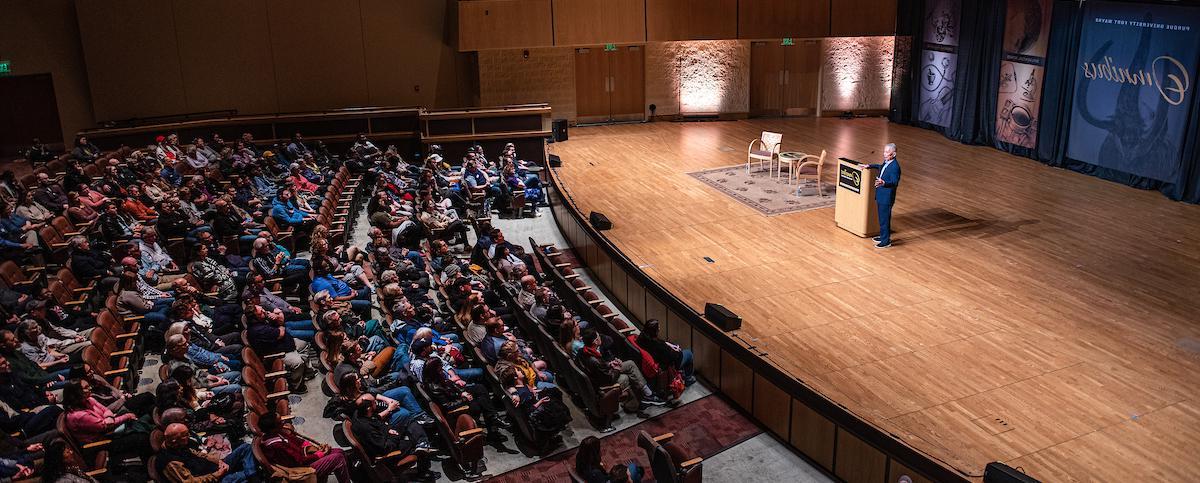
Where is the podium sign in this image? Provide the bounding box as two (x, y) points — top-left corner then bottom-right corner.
(838, 164), (862, 193)
(834, 158), (878, 237)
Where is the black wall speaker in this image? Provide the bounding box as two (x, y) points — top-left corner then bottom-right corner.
(589, 211), (612, 230)
(983, 463), (1040, 483)
(704, 303), (742, 331)
(548, 154), (562, 167)
(552, 119), (569, 142)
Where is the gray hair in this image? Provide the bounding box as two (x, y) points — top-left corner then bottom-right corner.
(885, 143), (897, 152)
(69, 236), (88, 248)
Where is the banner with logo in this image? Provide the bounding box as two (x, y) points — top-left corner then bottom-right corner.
(996, 0), (1053, 148)
(1067, 1), (1200, 181)
(918, 0), (961, 128)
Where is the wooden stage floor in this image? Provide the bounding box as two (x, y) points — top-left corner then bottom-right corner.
(549, 118), (1200, 481)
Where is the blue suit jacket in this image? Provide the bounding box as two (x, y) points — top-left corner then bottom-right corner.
(867, 158), (901, 205)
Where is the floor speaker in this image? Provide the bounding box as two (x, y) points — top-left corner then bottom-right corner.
(983, 463), (1040, 483)
(548, 154), (562, 167)
(589, 211), (612, 230)
(705, 303), (742, 331)
(553, 119), (569, 142)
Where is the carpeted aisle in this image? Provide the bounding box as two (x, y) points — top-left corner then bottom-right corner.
(486, 395), (761, 482)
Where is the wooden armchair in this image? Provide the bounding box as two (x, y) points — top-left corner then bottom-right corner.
(746, 131), (782, 174)
(792, 149), (828, 195)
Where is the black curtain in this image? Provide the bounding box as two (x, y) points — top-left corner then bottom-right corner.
(892, 0), (1200, 203)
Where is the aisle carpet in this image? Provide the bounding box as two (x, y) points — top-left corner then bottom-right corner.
(688, 165), (835, 216)
(486, 395), (761, 482)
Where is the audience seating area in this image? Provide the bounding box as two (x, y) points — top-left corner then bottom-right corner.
(0, 123), (703, 482)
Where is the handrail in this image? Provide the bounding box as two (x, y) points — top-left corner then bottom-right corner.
(544, 163), (972, 482)
(79, 105), (422, 138)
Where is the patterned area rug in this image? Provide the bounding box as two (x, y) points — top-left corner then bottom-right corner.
(688, 165), (836, 216)
(486, 395), (761, 482)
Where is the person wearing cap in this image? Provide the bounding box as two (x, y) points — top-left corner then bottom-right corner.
(155, 134), (181, 164)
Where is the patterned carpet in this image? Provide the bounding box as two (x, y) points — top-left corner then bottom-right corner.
(486, 395), (761, 482)
(688, 165), (835, 216)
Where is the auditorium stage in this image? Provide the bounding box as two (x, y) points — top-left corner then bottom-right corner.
(548, 118), (1200, 480)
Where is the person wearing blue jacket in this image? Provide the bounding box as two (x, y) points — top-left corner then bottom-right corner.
(864, 143), (902, 249)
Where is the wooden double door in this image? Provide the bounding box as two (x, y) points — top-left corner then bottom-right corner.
(750, 40), (821, 117)
(575, 46), (645, 123)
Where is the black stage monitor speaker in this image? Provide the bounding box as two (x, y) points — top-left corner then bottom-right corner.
(705, 303), (742, 331)
(553, 119), (569, 142)
(548, 154), (562, 167)
(589, 211), (612, 230)
(983, 463), (1040, 483)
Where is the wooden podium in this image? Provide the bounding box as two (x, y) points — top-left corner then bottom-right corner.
(834, 158), (879, 237)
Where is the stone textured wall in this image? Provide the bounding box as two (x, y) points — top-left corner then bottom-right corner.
(821, 36), (895, 112)
(478, 47), (577, 120)
(646, 40), (751, 116)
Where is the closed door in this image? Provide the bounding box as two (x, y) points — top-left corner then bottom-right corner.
(575, 48), (610, 122)
(575, 46), (646, 123)
(750, 42), (785, 117)
(750, 41), (822, 118)
(609, 46), (645, 121)
(783, 40), (821, 116)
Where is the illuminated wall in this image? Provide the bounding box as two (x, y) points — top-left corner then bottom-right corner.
(821, 36), (896, 112)
(646, 40), (751, 116)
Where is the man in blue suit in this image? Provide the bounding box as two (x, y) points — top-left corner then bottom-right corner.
(865, 143), (901, 248)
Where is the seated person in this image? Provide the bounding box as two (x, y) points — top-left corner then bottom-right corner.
(636, 319), (696, 387)
(156, 422), (257, 483)
(162, 334), (242, 396)
(245, 303), (313, 393)
(0, 329), (67, 389)
(0, 354), (63, 440)
(62, 379), (151, 467)
(419, 357), (508, 442)
(346, 394), (439, 481)
(310, 261), (372, 316)
(258, 412), (350, 483)
(576, 328), (666, 415)
(495, 340), (555, 391)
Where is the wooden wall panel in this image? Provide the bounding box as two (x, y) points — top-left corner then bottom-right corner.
(609, 265), (628, 311)
(692, 327), (720, 382)
(625, 277), (646, 324)
(738, 0), (830, 39)
(889, 460), (935, 483)
(363, 0), (449, 107)
(645, 295), (667, 330)
(553, 0), (646, 46)
(753, 374), (791, 439)
(172, 0), (278, 115)
(831, 0), (897, 37)
(835, 429), (889, 483)
(75, 0), (187, 121)
(459, 0), (553, 51)
(664, 309), (691, 350)
(720, 350), (753, 411)
(645, 0), (737, 41)
(791, 401), (836, 471)
(266, 0), (369, 112)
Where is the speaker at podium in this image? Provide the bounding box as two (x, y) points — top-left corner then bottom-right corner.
(834, 158), (879, 237)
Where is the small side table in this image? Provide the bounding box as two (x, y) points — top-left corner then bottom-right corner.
(777, 152), (806, 180)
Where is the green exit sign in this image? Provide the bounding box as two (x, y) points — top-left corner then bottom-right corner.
(604, 43), (617, 52)
(781, 38), (794, 46)
(0, 60), (11, 75)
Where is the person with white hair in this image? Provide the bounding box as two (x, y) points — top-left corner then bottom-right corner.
(863, 142), (903, 248)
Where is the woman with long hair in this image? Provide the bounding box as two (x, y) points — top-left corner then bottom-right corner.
(62, 379), (150, 466)
(39, 438), (98, 483)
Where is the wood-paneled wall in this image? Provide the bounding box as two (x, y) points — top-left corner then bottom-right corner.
(552, 0), (646, 46)
(461, 0), (896, 50)
(738, 0), (830, 39)
(831, 0), (897, 37)
(75, 0), (466, 122)
(458, 0), (554, 51)
(645, 0), (738, 41)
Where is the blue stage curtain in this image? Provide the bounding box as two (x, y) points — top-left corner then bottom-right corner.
(892, 0), (1200, 203)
